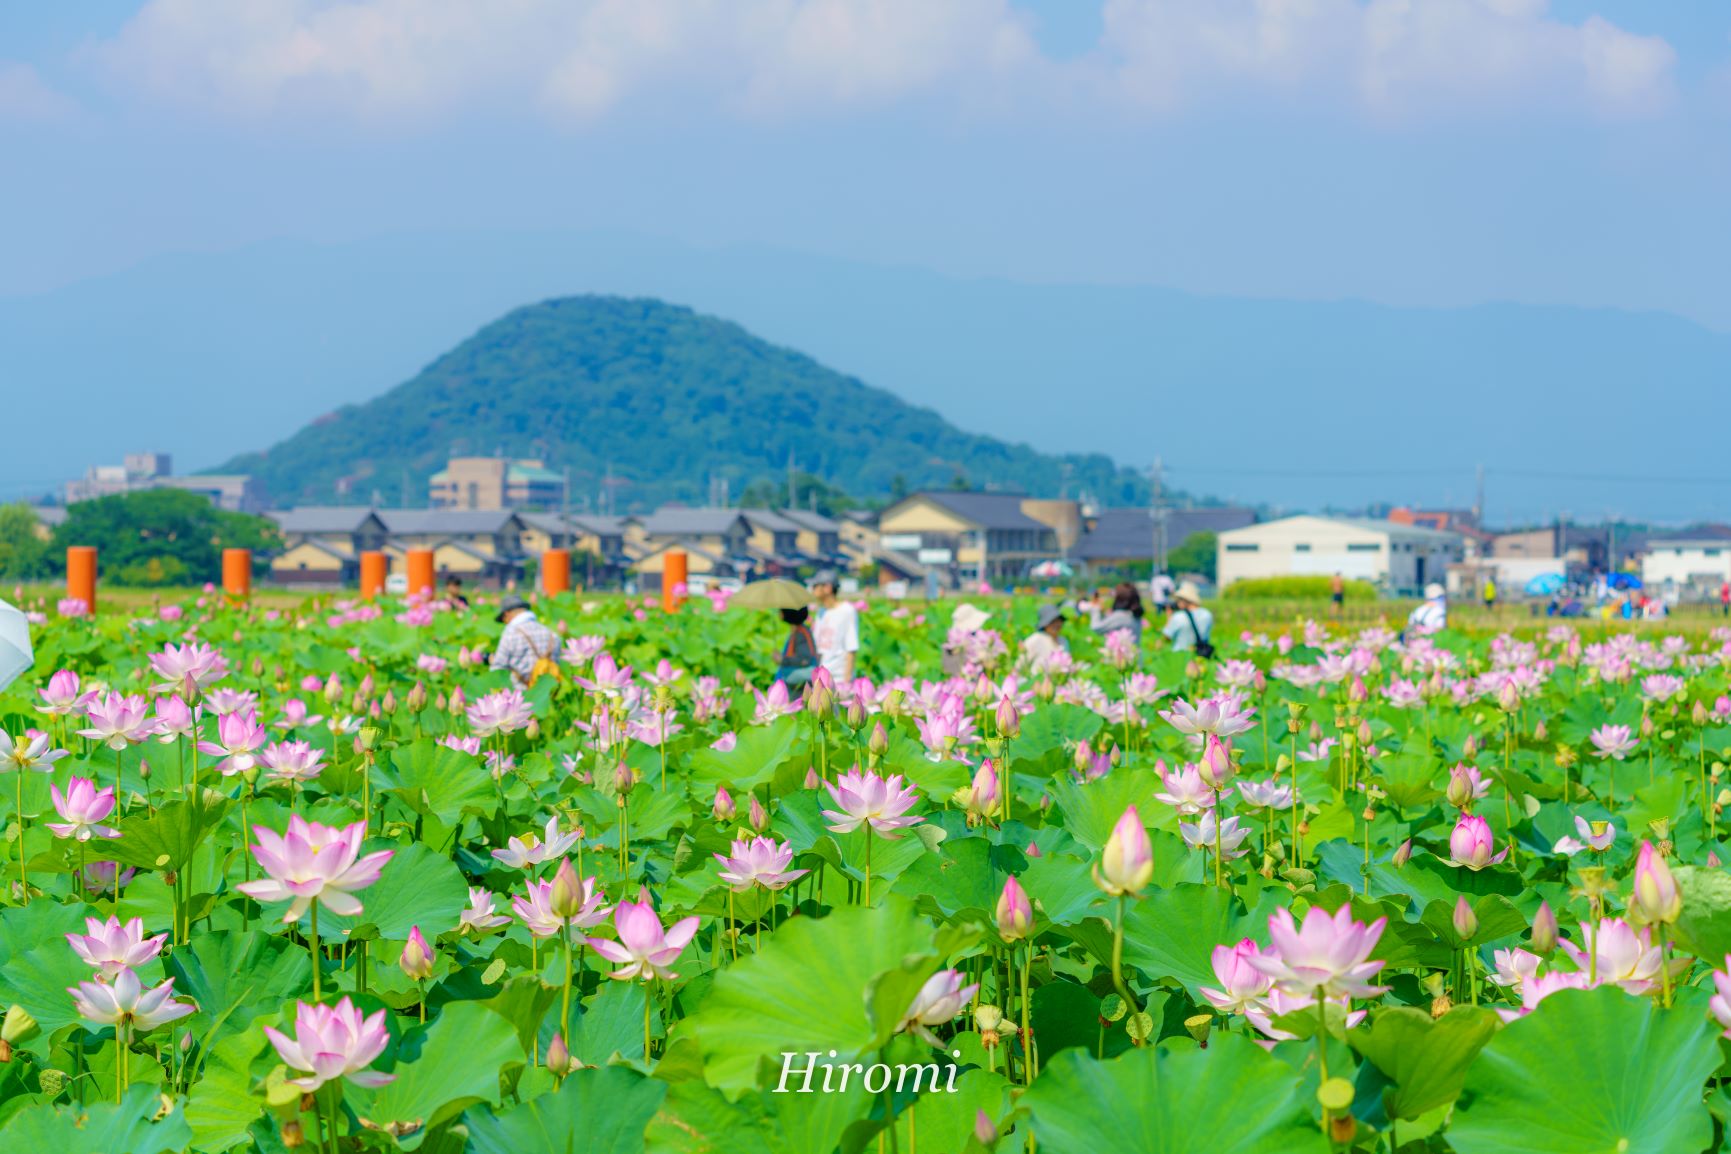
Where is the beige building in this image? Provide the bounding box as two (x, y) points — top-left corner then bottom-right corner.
(876, 491), (1072, 586)
(268, 508), (390, 586)
(1217, 515), (1464, 595)
(429, 457), (566, 511)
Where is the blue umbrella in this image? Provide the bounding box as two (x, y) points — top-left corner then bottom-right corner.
(1608, 573), (1643, 591)
(1524, 573), (1565, 596)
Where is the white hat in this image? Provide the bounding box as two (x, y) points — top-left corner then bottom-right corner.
(1424, 583), (1446, 600)
(1173, 581), (1204, 606)
(951, 603), (992, 633)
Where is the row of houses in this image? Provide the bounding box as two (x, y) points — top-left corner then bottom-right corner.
(266, 492), (1260, 591)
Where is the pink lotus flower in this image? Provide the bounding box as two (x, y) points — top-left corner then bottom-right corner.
(36, 670), (95, 717)
(1094, 806), (1154, 896)
(273, 699), (324, 731)
(441, 734), (482, 755)
(82, 860), (135, 895)
(400, 926), (435, 981)
(1558, 918), (1662, 994)
(587, 889), (700, 981)
(1236, 777), (1292, 811)
(1200, 939), (1276, 1014)
(1180, 811), (1250, 860)
(576, 654), (634, 697)
(57, 597), (89, 619)
(1154, 762), (1220, 816)
(150, 697), (198, 743)
(416, 654), (448, 674)
(1198, 734), (1235, 790)
(1710, 957), (1731, 1037)
(1159, 694), (1256, 738)
(147, 642), (229, 695)
(257, 740), (327, 784)
(77, 691), (152, 750)
(1445, 764), (1490, 809)
(751, 681), (803, 725)
(66, 916), (166, 978)
(1249, 905), (1388, 999)
(1641, 674), (1686, 703)
(47, 776), (120, 841)
(714, 836), (808, 891)
(821, 769), (923, 838)
(996, 875), (1033, 942)
(1487, 947), (1542, 992)
(467, 689), (533, 738)
(512, 869), (611, 938)
(69, 967), (194, 1034)
(204, 688), (258, 716)
(459, 887), (512, 934)
(197, 711), (268, 777)
(237, 816), (394, 923)
(1589, 724), (1637, 761)
(1630, 841), (1682, 925)
(1446, 814), (1507, 871)
(491, 816), (582, 870)
(1497, 970), (1590, 1022)
(896, 969), (979, 1045)
(264, 998), (395, 1092)
(963, 761), (1000, 818)
(712, 786), (736, 822)
(0, 729), (67, 773)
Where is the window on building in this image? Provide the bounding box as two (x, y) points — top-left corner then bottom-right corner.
(1294, 543), (1311, 552)
(1225, 543), (1259, 553)
(1346, 543), (1379, 553)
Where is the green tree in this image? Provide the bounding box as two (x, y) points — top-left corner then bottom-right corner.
(49, 489), (281, 587)
(1166, 530), (1218, 582)
(0, 503), (52, 580)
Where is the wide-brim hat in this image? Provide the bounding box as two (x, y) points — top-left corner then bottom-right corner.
(1424, 583), (1446, 601)
(952, 603), (992, 632)
(495, 593), (531, 623)
(810, 568), (840, 589)
(1173, 581), (1204, 606)
(1035, 604), (1065, 630)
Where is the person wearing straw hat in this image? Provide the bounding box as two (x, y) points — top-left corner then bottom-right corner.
(489, 593), (560, 686)
(1161, 581), (1214, 657)
(1407, 582), (1448, 635)
(1020, 603), (1068, 667)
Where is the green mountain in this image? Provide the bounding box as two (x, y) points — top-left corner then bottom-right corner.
(216, 296), (1149, 511)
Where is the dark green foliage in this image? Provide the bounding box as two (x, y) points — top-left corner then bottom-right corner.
(0, 503), (52, 580)
(1165, 530), (1217, 581)
(47, 489), (280, 586)
(214, 296), (1149, 510)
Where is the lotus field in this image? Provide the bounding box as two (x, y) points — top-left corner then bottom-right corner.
(7, 590), (1731, 1154)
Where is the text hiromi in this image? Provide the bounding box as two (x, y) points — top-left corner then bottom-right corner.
(774, 1050), (964, 1094)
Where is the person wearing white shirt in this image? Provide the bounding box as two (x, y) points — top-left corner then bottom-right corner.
(1021, 604), (1068, 667)
(1407, 583), (1448, 634)
(810, 570), (859, 682)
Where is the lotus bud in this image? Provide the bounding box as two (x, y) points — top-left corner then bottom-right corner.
(1185, 659), (1203, 679)
(1308, 721), (1324, 742)
(1, 1005), (38, 1059)
(272, 663), (286, 683)
(546, 1032), (573, 1076)
(180, 672), (201, 705)
(967, 761), (999, 817)
(882, 689), (905, 718)
(1462, 734), (1478, 759)
(434, 693), (447, 711)
(1093, 805), (1154, 896)
(996, 875), (1033, 942)
(1497, 680), (1520, 713)
(550, 859), (586, 919)
(1533, 719), (1547, 742)
(449, 687), (466, 713)
(974, 1112), (998, 1146)
(138, 759), (150, 780)
(407, 681), (427, 712)
(1347, 676), (1368, 704)
(613, 761), (635, 796)
(868, 722), (890, 757)
(713, 786), (736, 822)
(1026, 841), (1042, 858)
(995, 697), (1021, 738)
(1357, 719), (1372, 746)
(1108, 745), (1122, 768)
(1033, 676), (1055, 702)
(1630, 840), (1682, 925)
(1198, 735), (1235, 791)
(1712, 850), (1723, 868)
(525, 719), (541, 741)
(400, 926), (435, 981)
(250, 656), (265, 677)
(381, 689), (397, 714)
(1392, 838), (1412, 867)
(1445, 766), (1473, 810)
(803, 767), (821, 790)
(845, 699), (867, 730)
(347, 690), (364, 714)
(749, 794), (769, 833)
(323, 674), (342, 704)
(359, 672), (376, 698)
(1074, 741), (1094, 775)
(1452, 896), (1478, 941)
(1531, 900), (1557, 955)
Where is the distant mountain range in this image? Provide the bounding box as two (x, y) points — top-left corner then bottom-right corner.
(6, 229), (1731, 522)
(214, 296), (1150, 510)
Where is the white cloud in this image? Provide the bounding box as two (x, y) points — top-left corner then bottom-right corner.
(93, 0), (1041, 123)
(88, 0), (1674, 127)
(1097, 0), (1675, 120)
(0, 62), (77, 124)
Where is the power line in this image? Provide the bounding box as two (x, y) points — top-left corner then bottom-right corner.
(1163, 465), (1731, 486)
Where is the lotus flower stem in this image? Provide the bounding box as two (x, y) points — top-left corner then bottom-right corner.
(1109, 894), (1141, 1018)
(116, 1024), (128, 1103)
(1314, 994), (1329, 1129)
(1659, 925), (1672, 1008)
(1019, 941), (1033, 1086)
(727, 889), (737, 961)
(864, 833), (872, 906)
(1289, 731), (1301, 864)
(15, 771), (26, 906)
(310, 904), (321, 1000)
(1212, 789), (1224, 888)
(643, 979), (653, 1059)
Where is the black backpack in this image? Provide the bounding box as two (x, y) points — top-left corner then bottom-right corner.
(1182, 609), (1215, 659)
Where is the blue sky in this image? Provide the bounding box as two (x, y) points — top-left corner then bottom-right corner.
(3, 0), (1730, 330)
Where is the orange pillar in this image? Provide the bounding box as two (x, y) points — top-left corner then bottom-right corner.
(406, 549), (436, 597)
(66, 546), (97, 613)
(359, 551), (388, 600)
(222, 548), (252, 602)
(662, 550), (688, 613)
(542, 548), (571, 597)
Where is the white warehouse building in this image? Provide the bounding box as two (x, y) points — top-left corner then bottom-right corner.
(1217, 515), (1465, 596)
(1641, 536), (1731, 597)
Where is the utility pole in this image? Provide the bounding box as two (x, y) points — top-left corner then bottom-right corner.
(1151, 457), (1166, 576)
(1474, 463), (1485, 527)
(786, 448), (797, 511)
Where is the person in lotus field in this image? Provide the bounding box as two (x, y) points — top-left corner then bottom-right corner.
(490, 593), (559, 687)
(1021, 603), (1068, 666)
(810, 570), (859, 683)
